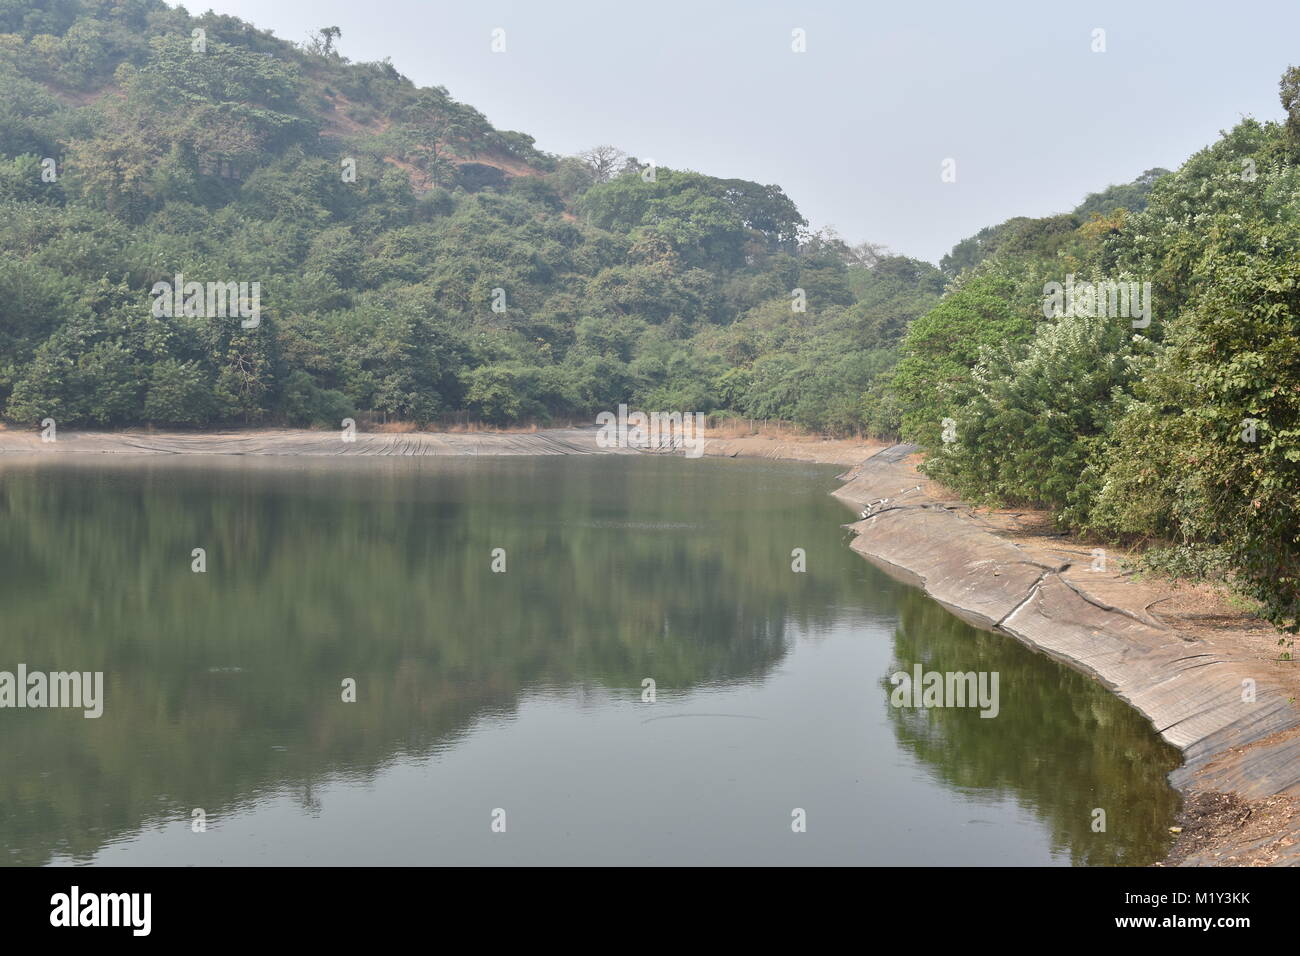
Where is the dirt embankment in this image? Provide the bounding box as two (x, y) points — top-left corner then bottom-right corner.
(0, 426), (881, 466)
(834, 445), (1300, 867)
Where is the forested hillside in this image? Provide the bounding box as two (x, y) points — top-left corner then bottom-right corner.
(2, 1), (1299, 631)
(893, 71), (1300, 634)
(0, 0), (947, 435)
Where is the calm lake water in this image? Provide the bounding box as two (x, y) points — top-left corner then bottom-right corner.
(0, 454), (1181, 866)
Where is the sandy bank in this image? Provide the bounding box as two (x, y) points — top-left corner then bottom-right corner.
(0, 426), (880, 466)
(835, 444), (1300, 866)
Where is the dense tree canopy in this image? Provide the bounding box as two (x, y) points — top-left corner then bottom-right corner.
(893, 84), (1300, 633)
(0, 0), (941, 436)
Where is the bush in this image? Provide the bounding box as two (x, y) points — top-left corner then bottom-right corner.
(280, 370), (355, 427)
(892, 275), (1032, 448)
(144, 359), (215, 426)
(921, 308), (1146, 524)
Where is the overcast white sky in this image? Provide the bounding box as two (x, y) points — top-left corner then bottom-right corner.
(194, 0), (1299, 263)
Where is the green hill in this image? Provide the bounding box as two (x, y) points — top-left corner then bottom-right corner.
(0, 0), (943, 433)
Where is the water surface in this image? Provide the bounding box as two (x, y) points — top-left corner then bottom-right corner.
(0, 454), (1181, 865)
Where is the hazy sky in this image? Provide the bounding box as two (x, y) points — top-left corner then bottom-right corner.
(195, 0), (1299, 263)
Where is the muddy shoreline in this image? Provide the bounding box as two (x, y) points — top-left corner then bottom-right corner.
(834, 445), (1300, 866)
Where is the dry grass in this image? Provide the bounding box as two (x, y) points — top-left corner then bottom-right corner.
(703, 418), (859, 442)
(440, 421), (544, 434)
(368, 419), (561, 434)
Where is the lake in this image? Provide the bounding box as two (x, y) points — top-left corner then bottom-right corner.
(0, 453), (1181, 865)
